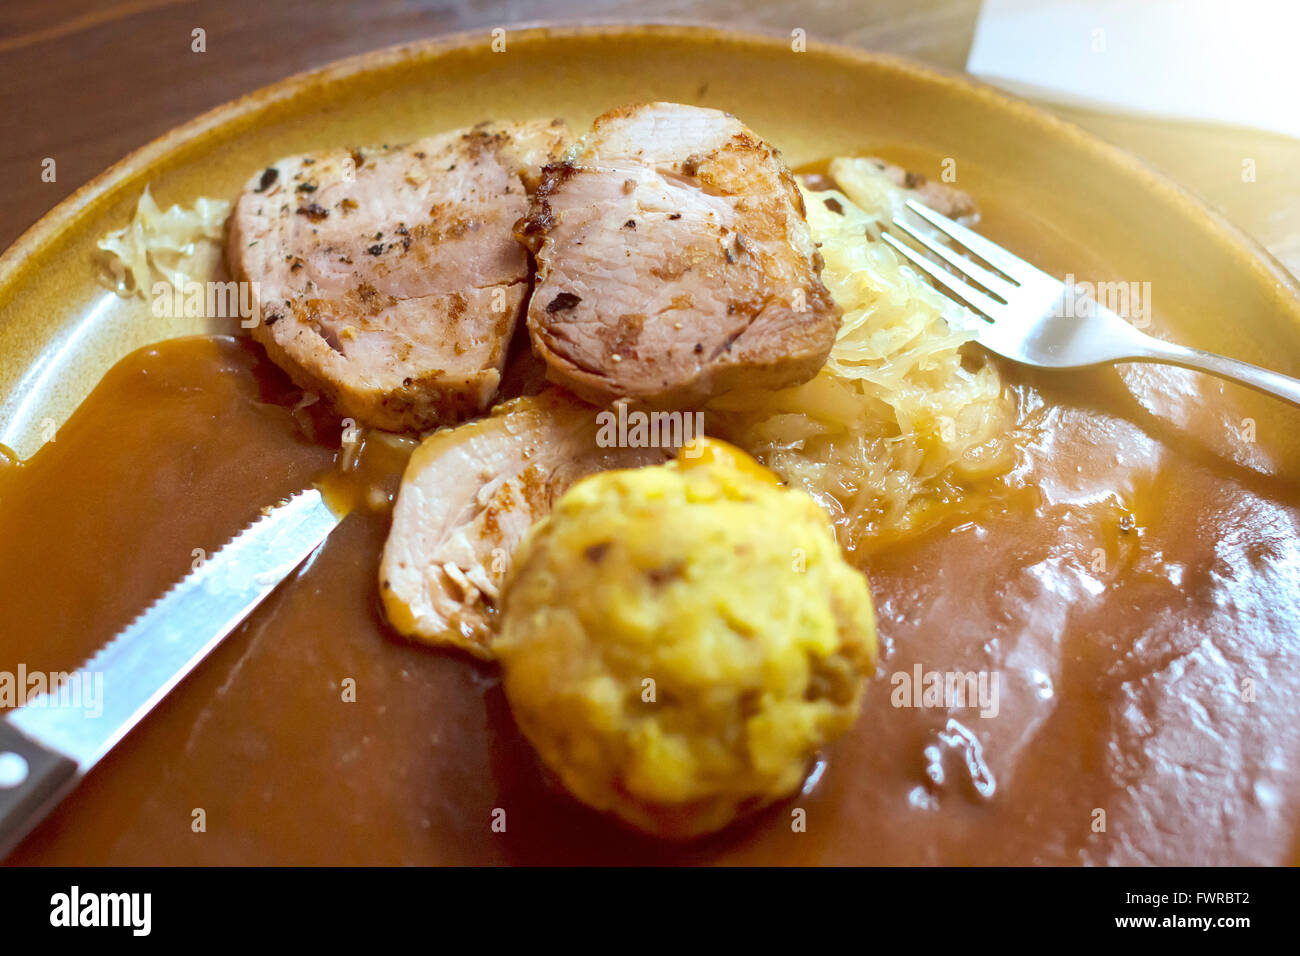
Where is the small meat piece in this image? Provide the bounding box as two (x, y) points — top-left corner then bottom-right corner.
(829, 156), (977, 221)
(228, 119), (572, 431)
(379, 389), (672, 658)
(516, 103), (841, 409)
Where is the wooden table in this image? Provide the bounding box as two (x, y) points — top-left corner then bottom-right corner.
(2, 0), (1297, 277)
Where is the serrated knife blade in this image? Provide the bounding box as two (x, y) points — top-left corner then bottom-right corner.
(0, 488), (343, 858)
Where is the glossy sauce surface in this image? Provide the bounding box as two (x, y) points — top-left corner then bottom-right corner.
(3, 210), (1300, 865)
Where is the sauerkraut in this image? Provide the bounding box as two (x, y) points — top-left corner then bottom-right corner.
(97, 186), (230, 296)
(707, 160), (1018, 551)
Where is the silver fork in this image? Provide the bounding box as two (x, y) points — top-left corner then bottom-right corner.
(880, 199), (1300, 407)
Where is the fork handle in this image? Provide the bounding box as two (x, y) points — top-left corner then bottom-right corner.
(1127, 339), (1300, 408)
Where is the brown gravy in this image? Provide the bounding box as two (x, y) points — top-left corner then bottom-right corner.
(3, 239), (1300, 866)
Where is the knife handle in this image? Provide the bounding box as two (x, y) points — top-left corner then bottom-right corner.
(0, 719), (80, 859)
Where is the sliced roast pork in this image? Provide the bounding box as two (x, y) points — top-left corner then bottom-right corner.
(379, 389), (672, 659)
(228, 119), (572, 431)
(515, 103), (841, 409)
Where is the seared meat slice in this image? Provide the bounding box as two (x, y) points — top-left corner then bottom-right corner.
(516, 103), (840, 409)
(228, 119), (572, 431)
(379, 389), (672, 659)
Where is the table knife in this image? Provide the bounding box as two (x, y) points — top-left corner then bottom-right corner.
(0, 488), (343, 858)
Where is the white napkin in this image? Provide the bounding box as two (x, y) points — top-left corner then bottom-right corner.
(966, 0), (1300, 140)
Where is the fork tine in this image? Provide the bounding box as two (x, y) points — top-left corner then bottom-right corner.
(880, 232), (1001, 319)
(890, 216), (1018, 300)
(904, 199), (1052, 283)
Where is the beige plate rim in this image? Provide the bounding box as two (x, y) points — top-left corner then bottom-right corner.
(1, 22), (1298, 359)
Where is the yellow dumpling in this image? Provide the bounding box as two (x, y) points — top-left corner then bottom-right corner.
(495, 437), (877, 839)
